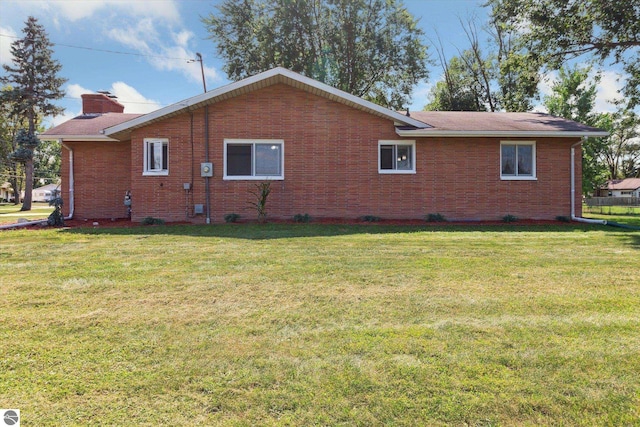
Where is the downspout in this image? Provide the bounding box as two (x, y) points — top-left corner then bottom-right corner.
(204, 105), (211, 224)
(571, 139), (606, 225)
(61, 140), (75, 220)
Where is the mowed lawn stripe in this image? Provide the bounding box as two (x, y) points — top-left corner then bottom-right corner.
(1, 224), (639, 425)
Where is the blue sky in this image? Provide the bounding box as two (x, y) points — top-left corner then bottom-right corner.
(0, 0), (624, 128)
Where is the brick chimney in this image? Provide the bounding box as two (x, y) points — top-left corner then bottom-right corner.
(81, 93), (125, 114)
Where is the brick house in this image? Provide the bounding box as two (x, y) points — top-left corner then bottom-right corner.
(42, 67), (607, 223)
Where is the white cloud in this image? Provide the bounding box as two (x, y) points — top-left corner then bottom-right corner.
(109, 81), (161, 114)
(409, 80), (434, 111)
(595, 70), (625, 112)
(3, 0), (221, 91)
(14, 0), (180, 23)
(66, 83), (91, 99)
(0, 25), (17, 65)
(107, 20), (219, 86)
(107, 19), (156, 53)
(148, 45), (219, 88)
(172, 30), (192, 47)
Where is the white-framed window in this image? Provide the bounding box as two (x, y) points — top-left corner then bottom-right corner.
(378, 140), (416, 174)
(224, 139), (284, 180)
(500, 141), (536, 180)
(143, 138), (169, 176)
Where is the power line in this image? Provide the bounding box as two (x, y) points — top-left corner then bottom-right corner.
(0, 33), (203, 62)
(62, 95), (163, 106)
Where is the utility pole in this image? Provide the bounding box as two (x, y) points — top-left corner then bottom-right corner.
(191, 52), (211, 223)
(195, 52), (206, 93)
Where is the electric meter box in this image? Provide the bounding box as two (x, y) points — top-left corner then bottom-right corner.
(201, 162), (213, 177)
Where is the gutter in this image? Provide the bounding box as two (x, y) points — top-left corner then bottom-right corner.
(204, 105), (211, 224)
(395, 129), (610, 138)
(570, 139), (606, 225)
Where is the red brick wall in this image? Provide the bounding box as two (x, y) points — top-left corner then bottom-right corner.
(81, 94), (125, 114)
(61, 141), (131, 220)
(119, 83), (582, 222)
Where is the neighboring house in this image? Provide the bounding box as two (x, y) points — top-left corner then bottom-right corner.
(598, 178), (640, 198)
(1, 182), (14, 202)
(32, 183), (61, 203)
(41, 68), (607, 223)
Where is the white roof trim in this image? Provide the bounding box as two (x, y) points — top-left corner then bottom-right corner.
(105, 67), (430, 139)
(38, 134), (120, 142)
(396, 129), (610, 138)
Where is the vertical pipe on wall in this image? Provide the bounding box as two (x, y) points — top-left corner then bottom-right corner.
(187, 111), (195, 219)
(571, 139), (606, 225)
(61, 140), (74, 220)
(204, 105), (211, 224)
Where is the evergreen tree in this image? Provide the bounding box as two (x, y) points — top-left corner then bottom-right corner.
(1, 16), (66, 211)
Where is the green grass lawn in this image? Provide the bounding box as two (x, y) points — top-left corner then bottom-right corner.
(1, 223), (639, 425)
(582, 205), (640, 228)
(583, 212), (640, 228)
(0, 203), (53, 225)
(584, 204), (640, 216)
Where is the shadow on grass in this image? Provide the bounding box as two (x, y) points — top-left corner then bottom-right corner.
(58, 221), (626, 241)
(616, 230), (640, 249)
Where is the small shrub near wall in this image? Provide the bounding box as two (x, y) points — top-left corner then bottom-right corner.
(502, 214), (518, 223)
(224, 213), (240, 223)
(141, 217), (165, 225)
(293, 213), (311, 223)
(426, 213), (446, 222)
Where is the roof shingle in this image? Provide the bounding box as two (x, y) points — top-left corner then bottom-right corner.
(41, 113), (143, 138)
(407, 111), (603, 133)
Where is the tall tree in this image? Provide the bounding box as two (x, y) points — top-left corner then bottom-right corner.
(487, 0), (640, 107)
(0, 85), (28, 205)
(489, 19), (540, 112)
(425, 15), (539, 112)
(543, 65), (608, 195)
(1, 16), (66, 211)
(424, 54), (485, 111)
(596, 110), (640, 181)
(457, 19), (498, 112)
(203, 0), (429, 109)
